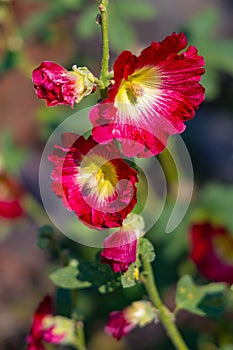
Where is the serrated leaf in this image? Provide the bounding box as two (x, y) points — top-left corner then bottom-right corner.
(138, 238), (156, 263)
(176, 275), (226, 317)
(50, 264), (91, 289)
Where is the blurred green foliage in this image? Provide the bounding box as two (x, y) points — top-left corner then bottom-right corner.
(185, 8), (233, 100)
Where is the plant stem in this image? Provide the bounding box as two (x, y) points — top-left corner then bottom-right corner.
(71, 289), (86, 350)
(99, 0), (109, 99)
(140, 257), (189, 350)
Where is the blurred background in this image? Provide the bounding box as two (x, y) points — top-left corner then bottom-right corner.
(0, 0), (232, 349)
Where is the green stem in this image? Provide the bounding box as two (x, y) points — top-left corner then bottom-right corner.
(76, 321), (86, 350)
(99, 0), (109, 99)
(140, 257), (189, 350)
(70, 289), (86, 350)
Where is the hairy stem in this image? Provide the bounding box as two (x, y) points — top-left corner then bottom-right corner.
(71, 289), (86, 350)
(99, 0), (109, 99)
(140, 257), (189, 350)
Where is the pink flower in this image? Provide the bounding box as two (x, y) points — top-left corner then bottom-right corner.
(0, 172), (24, 219)
(100, 213), (145, 272)
(32, 61), (95, 107)
(26, 296), (65, 350)
(49, 133), (138, 229)
(105, 301), (158, 340)
(190, 222), (233, 284)
(90, 32), (205, 157)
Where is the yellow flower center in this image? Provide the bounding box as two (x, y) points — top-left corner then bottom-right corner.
(213, 234), (233, 265)
(114, 66), (161, 122)
(78, 155), (118, 204)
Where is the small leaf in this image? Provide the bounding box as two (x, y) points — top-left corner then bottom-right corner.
(121, 238), (155, 288)
(138, 238), (156, 263)
(176, 275), (226, 317)
(121, 261), (141, 288)
(50, 262), (91, 289)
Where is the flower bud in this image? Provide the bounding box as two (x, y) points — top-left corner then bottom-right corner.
(32, 61), (96, 107)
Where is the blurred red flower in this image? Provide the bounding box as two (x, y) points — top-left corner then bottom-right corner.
(105, 301), (158, 340)
(26, 296), (65, 350)
(90, 32), (205, 157)
(0, 173), (24, 219)
(190, 222), (233, 284)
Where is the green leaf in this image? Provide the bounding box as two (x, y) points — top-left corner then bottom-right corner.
(176, 275), (226, 317)
(138, 238), (156, 263)
(109, 14), (136, 52)
(185, 8), (233, 100)
(1, 131), (27, 174)
(78, 258), (120, 293)
(186, 8), (219, 38)
(57, 0), (82, 10)
(50, 261), (91, 289)
(220, 346), (233, 350)
(76, 6), (100, 39)
(115, 0), (156, 20)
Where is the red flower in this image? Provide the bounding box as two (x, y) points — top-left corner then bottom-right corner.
(26, 296), (65, 350)
(32, 61), (95, 107)
(90, 32), (205, 157)
(105, 301), (158, 340)
(0, 173), (24, 219)
(100, 213), (145, 272)
(49, 133), (138, 229)
(190, 222), (233, 284)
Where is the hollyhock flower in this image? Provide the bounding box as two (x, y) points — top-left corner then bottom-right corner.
(32, 61), (96, 107)
(100, 213), (145, 272)
(105, 301), (158, 340)
(90, 32), (205, 157)
(190, 222), (233, 284)
(26, 295), (65, 350)
(49, 133), (138, 229)
(0, 172), (24, 219)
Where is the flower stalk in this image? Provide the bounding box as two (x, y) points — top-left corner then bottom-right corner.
(140, 256), (189, 350)
(71, 289), (86, 350)
(99, 0), (110, 99)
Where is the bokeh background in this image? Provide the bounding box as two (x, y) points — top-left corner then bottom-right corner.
(0, 0), (233, 349)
